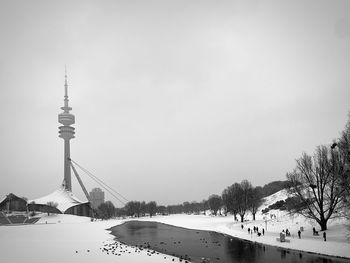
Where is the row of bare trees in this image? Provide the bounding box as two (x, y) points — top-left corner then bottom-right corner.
(287, 113), (350, 230)
(221, 180), (263, 222)
(204, 180), (264, 222)
(104, 179), (282, 220)
(116, 200), (209, 217)
(118, 201), (158, 218)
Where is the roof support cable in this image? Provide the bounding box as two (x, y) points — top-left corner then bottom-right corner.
(69, 159), (129, 206)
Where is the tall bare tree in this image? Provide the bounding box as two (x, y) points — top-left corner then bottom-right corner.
(97, 201), (115, 219)
(208, 194), (222, 216)
(223, 181), (253, 222)
(147, 201), (157, 217)
(140, 201), (147, 217)
(287, 145), (345, 230)
(239, 180), (253, 222)
(222, 186), (238, 220)
(248, 186), (263, 220)
(125, 201), (138, 217)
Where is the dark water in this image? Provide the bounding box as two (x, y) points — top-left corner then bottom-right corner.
(109, 221), (350, 263)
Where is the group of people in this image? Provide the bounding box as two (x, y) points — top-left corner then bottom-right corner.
(242, 225), (265, 237)
(282, 229), (291, 236)
(240, 224), (326, 242)
(282, 227), (326, 241)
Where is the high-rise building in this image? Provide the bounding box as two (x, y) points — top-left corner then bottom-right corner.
(89, 188), (105, 209)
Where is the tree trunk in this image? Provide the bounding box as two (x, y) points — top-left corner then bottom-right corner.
(252, 213), (256, 221)
(240, 213), (245, 222)
(319, 217), (328, 231)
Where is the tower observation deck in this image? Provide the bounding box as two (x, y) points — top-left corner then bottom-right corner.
(58, 72), (75, 191)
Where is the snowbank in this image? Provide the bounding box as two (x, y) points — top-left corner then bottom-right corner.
(0, 214), (177, 263)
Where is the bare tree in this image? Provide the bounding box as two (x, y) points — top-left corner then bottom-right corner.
(140, 201), (147, 217)
(97, 201), (115, 219)
(147, 201), (157, 217)
(287, 145), (345, 230)
(222, 185), (238, 220)
(200, 199), (209, 214)
(124, 201), (137, 217)
(134, 201), (141, 217)
(208, 194), (222, 216)
(157, 205), (167, 215)
(237, 180), (253, 222)
(248, 186), (263, 220)
(183, 201), (191, 214)
(223, 182), (248, 222)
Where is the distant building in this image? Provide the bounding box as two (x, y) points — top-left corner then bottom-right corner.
(0, 193), (27, 212)
(90, 188), (105, 209)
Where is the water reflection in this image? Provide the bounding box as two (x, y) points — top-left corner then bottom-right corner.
(109, 221), (348, 263)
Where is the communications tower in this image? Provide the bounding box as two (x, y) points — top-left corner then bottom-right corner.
(58, 72), (75, 191)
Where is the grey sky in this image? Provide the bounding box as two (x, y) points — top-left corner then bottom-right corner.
(0, 0), (349, 206)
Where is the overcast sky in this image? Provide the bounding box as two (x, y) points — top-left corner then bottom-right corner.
(0, 0), (349, 206)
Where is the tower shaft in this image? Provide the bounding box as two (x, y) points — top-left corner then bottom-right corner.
(58, 72), (75, 191)
(64, 139), (72, 191)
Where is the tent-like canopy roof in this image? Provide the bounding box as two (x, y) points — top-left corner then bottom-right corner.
(29, 187), (88, 213)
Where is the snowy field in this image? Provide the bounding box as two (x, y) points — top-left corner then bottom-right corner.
(0, 214), (179, 263)
(1, 189), (349, 262)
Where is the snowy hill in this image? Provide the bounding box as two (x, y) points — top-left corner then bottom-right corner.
(260, 188), (290, 210)
(256, 188), (291, 221)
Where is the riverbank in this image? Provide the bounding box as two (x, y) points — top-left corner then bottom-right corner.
(135, 214), (350, 260)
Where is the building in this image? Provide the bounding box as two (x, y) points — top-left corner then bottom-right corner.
(29, 72), (91, 217)
(89, 188), (105, 209)
(0, 193), (27, 212)
(0, 194), (40, 225)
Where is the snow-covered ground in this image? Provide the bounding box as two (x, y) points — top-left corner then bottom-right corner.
(0, 214), (179, 263)
(1, 189), (349, 262)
